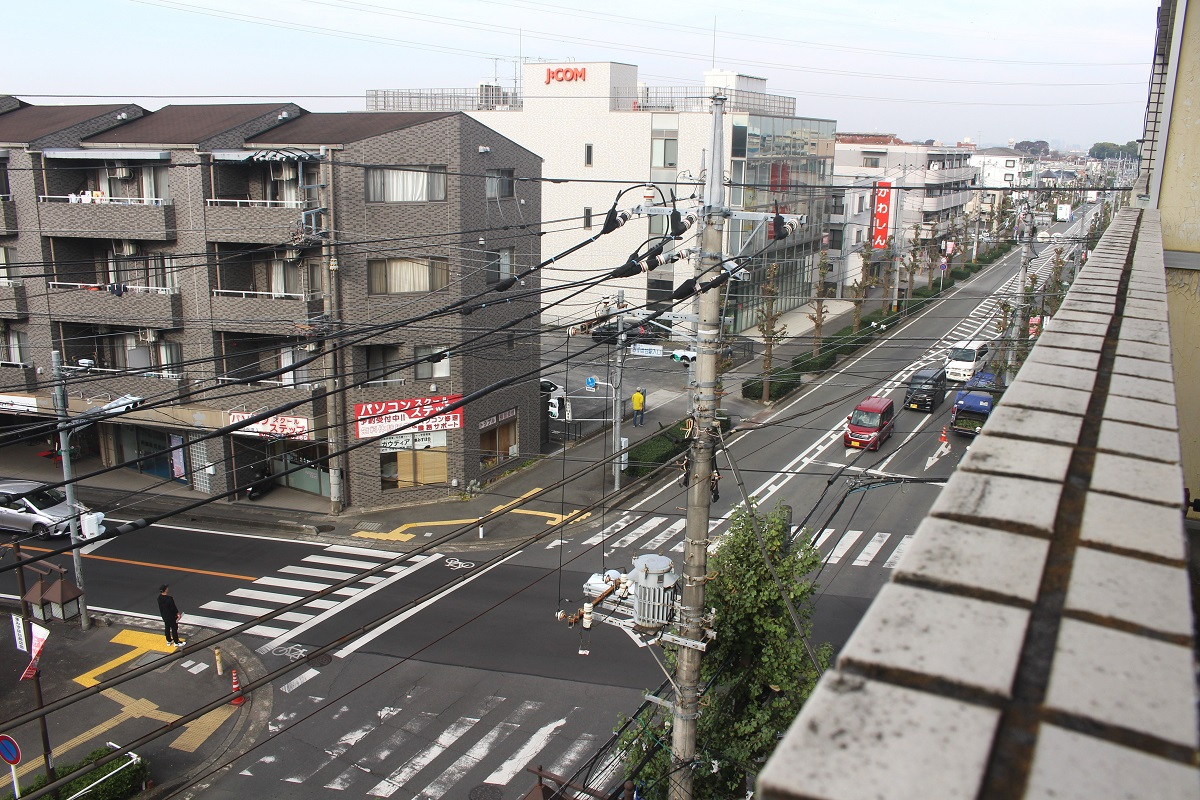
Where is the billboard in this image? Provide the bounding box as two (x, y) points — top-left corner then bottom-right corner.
(872, 181), (892, 249)
(354, 395), (463, 439)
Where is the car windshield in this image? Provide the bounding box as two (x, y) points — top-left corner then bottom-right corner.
(24, 487), (66, 510)
(949, 348), (977, 363)
(850, 409), (882, 428)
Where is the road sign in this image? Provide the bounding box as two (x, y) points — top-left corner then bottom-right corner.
(940, 257), (948, 271)
(0, 734), (20, 765)
(585, 376), (597, 393)
(10, 615), (26, 653)
(629, 343), (663, 358)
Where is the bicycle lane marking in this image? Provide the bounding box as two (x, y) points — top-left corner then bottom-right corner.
(254, 553), (445, 654)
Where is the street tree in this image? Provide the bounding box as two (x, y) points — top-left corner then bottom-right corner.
(877, 235), (897, 314)
(755, 263), (787, 403)
(618, 502), (830, 799)
(901, 225), (923, 303)
(805, 250), (832, 358)
(1046, 246), (1067, 316)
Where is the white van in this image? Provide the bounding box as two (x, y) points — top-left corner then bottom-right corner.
(945, 340), (991, 382)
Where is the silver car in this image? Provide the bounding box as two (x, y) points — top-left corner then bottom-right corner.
(0, 480), (100, 539)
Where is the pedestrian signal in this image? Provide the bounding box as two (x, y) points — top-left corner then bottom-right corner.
(672, 350), (697, 363)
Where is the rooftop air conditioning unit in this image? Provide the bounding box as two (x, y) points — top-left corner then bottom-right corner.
(271, 162), (298, 181)
(115, 240), (138, 257)
(112, 166), (133, 180)
(138, 328), (158, 343)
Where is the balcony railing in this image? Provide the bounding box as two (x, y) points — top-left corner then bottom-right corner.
(68, 364), (182, 380)
(615, 86), (796, 116)
(39, 195), (172, 206)
(211, 288), (310, 301)
(366, 88), (523, 112)
(0, 279), (22, 288)
(49, 281), (178, 296)
(205, 198), (306, 209)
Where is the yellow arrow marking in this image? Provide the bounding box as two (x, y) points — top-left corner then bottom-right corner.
(74, 629), (174, 688)
(353, 489), (590, 540)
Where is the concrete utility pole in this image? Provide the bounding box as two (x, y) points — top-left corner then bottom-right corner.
(612, 289), (626, 492)
(51, 349), (89, 631)
(670, 94), (726, 800)
(319, 152), (345, 515)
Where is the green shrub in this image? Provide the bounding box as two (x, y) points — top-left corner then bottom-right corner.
(2, 748), (149, 800)
(624, 414), (732, 478)
(950, 267), (970, 282)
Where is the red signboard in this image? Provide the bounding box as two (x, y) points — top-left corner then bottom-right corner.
(872, 181), (892, 249)
(354, 395), (463, 439)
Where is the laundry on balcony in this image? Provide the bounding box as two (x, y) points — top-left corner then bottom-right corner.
(108, 283), (127, 296)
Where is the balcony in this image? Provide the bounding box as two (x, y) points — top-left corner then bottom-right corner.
(921, 189), (975, 214)
(76, 369), (189, 403)
(758, 208), (1200, 799)
(209, 290), (324, 334)
(46, 282), (183, 327)
(0, 361), (37, 392)
(0, 280), (28, 319)
(214, 376), (321, 420)
(0, 198), (15, 235)
(204, 199), (308, 244)
(918, 220), (950, 240)
(36, 196), (175, 240)
(919, 165), (975, 184)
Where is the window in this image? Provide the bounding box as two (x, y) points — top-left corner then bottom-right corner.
(1, 325), (27, 364)
(107, 253), (179, 290)
(855, 229), (864, 245)
(1004, 173), (1015, 182)
(863, 157), (881, 168)
(1005, 159), (1016, 168)
(366, 345), (404, 384)
(731, 125), (748, 159)
(368, 257), (449, 294)
(0, 247), (11, 282)
(414, 345), (451, 380)
(480, 419), (518, 470)
(651, 137), (678, 169)
(647, 277), (673, 313)
(485, 169), (515, 199)
(584, 144), (593, 167)
(380, 431), (448, 490)
(857, 194), (866, 213)
(729, 160), (745, 207)
(485, 249), (513, 284)
(583, 207), (593, 230)
(366, 166), (447, 202)
(829, 229), (844, 249)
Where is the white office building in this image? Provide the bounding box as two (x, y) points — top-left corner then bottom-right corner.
(369, 62), (835, 333)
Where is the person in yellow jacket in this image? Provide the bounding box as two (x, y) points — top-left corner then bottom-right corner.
(631, 388), (646, 427)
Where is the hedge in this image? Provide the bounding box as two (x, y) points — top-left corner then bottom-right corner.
(2, 748), (149, 800)
(623, 412), (732, 479)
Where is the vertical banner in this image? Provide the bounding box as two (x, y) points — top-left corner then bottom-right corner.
(19, 622), (48, 680)
(10, 615), (26, 653)
(872, 181), (892, 249)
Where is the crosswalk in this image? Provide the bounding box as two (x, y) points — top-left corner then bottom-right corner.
(184, 545), (434, 639)
(237, 692), (623, 798)
(556, 514), (913, 572)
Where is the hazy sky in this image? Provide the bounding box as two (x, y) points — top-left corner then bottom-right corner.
(8, 0), (1159, 151)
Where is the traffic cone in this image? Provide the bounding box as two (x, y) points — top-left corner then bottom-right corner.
(939, 426), (948, 443)
(230, 668), (246, 706)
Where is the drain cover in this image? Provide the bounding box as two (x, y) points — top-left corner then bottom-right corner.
(316, 524), (336, 533)
(310, 654), (332, 667)
(468, 787), (503, 800)
(356, 522), (385, 532)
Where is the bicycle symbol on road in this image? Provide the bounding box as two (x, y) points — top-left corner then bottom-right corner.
(445, 557), (476, 571)
(272, 644), (309, 661)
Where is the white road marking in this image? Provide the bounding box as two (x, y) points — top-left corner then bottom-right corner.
(611, 517), (667, 549)
(813, 528), (837, 549)
(179, 613), (287, 638)
(853, 532), (892, 566)
(229, 588), (303, 604)
(483, 716), (569, 786)
(643, 519), (686, 550)
(582, 515), (634, 547)
(884, 535), (913, 569)
(826, 531), (863, 565)
(280, 565), (359, 581)
(302, 555), (382, 570)
(279, 668), (321, 694)
(199, 600), (313, 624)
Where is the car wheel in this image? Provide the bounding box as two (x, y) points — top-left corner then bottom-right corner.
(32, 523), (50, 539)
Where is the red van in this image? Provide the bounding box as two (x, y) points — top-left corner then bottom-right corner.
(843, 396), (896, 450)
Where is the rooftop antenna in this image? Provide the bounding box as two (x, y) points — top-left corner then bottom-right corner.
(711, 17), (717, 68)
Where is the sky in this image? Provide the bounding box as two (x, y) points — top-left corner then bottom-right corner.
(8, 0), (1160, 152)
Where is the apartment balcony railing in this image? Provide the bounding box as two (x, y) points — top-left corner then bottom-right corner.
(758, 207), (1199, 800)
(47, 281), (183, 326)
(36, 195), (175, 240)
(614, 86), (796, 116)
(921, 189), (975, 213)
(0, 279), (27, 319)
(209, 290), (323, 334)
(0, 361), (37, 391)
(204, 201), (307, 243)
(205, 198), (305, 208)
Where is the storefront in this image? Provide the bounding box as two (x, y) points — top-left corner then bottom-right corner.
(228, 411), (328, 496)
(114, 424), (189, 482)
(478, 407), (518, 471)
(354, 394), (462, 491)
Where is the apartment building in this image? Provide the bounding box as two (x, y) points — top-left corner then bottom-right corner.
(827, 133), (978, 293)
(0, 99), (542, 510)
(369, 62), (835, 333)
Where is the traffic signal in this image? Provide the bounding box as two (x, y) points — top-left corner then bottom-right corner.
(672, 350), (697, 363)
(548, 396), (562, 420)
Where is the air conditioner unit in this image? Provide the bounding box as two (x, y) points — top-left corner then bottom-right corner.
(138, 328), (158, 343)
(115, 240), (138, 257)
(300, 343), (318, 352)
(271, 162), (298, 181)
(112, 166), (134, 180)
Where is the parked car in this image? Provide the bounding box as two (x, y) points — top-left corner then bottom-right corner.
(843, 396), (896, 450)
(0, 480), (102, 539)
(540, 379), (563, 396)
(904, 365), (948, 412)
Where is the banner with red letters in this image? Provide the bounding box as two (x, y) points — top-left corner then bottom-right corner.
(354, 395), (463, 439)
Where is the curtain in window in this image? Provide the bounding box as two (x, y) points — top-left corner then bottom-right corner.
(428, 167), (447, 201)
(369, 258), (445, 294)
(367, 345), (403, 382)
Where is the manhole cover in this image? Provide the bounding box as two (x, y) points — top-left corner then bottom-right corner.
(468, 787), (503, 800)
(310, 654), (332, 667)
(316, 524), (336, 533)
(356, 522), (385, 532)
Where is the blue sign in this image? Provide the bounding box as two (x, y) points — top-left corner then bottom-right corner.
(0, 734), (20, 766)
(585, 376), (597, 390)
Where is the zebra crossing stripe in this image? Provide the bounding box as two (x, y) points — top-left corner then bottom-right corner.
(884, 535), (913, 569)
(853, 532), (891, 566)
(582, 515), (635, 547)
(826, 530), (863, 564)
(414, 700), (543, 798)
(611, 517), (667, 549)
(643, 520), (686, 550)
(813, 528), (837, 549)
(483, 716), (568, 786)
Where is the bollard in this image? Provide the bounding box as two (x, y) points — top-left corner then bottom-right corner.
(214, 648), (224, 676)
(478, 517), (484, 539)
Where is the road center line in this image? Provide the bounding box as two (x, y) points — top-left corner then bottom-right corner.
(18, 545), (256, 581)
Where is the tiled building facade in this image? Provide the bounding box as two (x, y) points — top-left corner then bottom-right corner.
(0, 99), (543, 510)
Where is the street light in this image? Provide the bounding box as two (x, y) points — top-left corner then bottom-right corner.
(51, 350), (143, 631)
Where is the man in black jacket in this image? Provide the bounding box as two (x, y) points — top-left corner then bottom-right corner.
(158, 584), (185, 648)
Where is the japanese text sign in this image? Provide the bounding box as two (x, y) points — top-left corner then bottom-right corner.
(354, 395), (463, 439)
(872, 181), (892, 249)
(229, 412), (311, 441)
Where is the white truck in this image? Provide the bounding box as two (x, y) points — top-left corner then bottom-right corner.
(1056, 203), (1072, 222)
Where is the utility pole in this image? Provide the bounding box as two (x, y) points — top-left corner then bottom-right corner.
(612, 289), (626, 492)
(318, 152), (345, 515)
(670, 93), (726, 800)
(51, 349), (89, 631)
(10, 541), (58, 792)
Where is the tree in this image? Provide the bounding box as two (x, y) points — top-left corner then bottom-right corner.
(901, 224), (923, 302)
(1015, 139), (1050, 157)
(618, 503), (830, 799)
(805, 251), (832, 358)
(877, 235), (897, 313)
(755, 263), (787, 403)
(1046, 246), (1067, 316)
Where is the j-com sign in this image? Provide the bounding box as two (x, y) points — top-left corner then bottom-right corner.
(545, 67), (586, 84)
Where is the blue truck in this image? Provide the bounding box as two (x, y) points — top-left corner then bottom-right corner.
(950, 372), (1002, 436)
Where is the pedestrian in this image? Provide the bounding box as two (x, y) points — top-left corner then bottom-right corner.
(631, 388), (646, 427)
(158, 584), (185, 648)
(710, 467), (721, 503)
